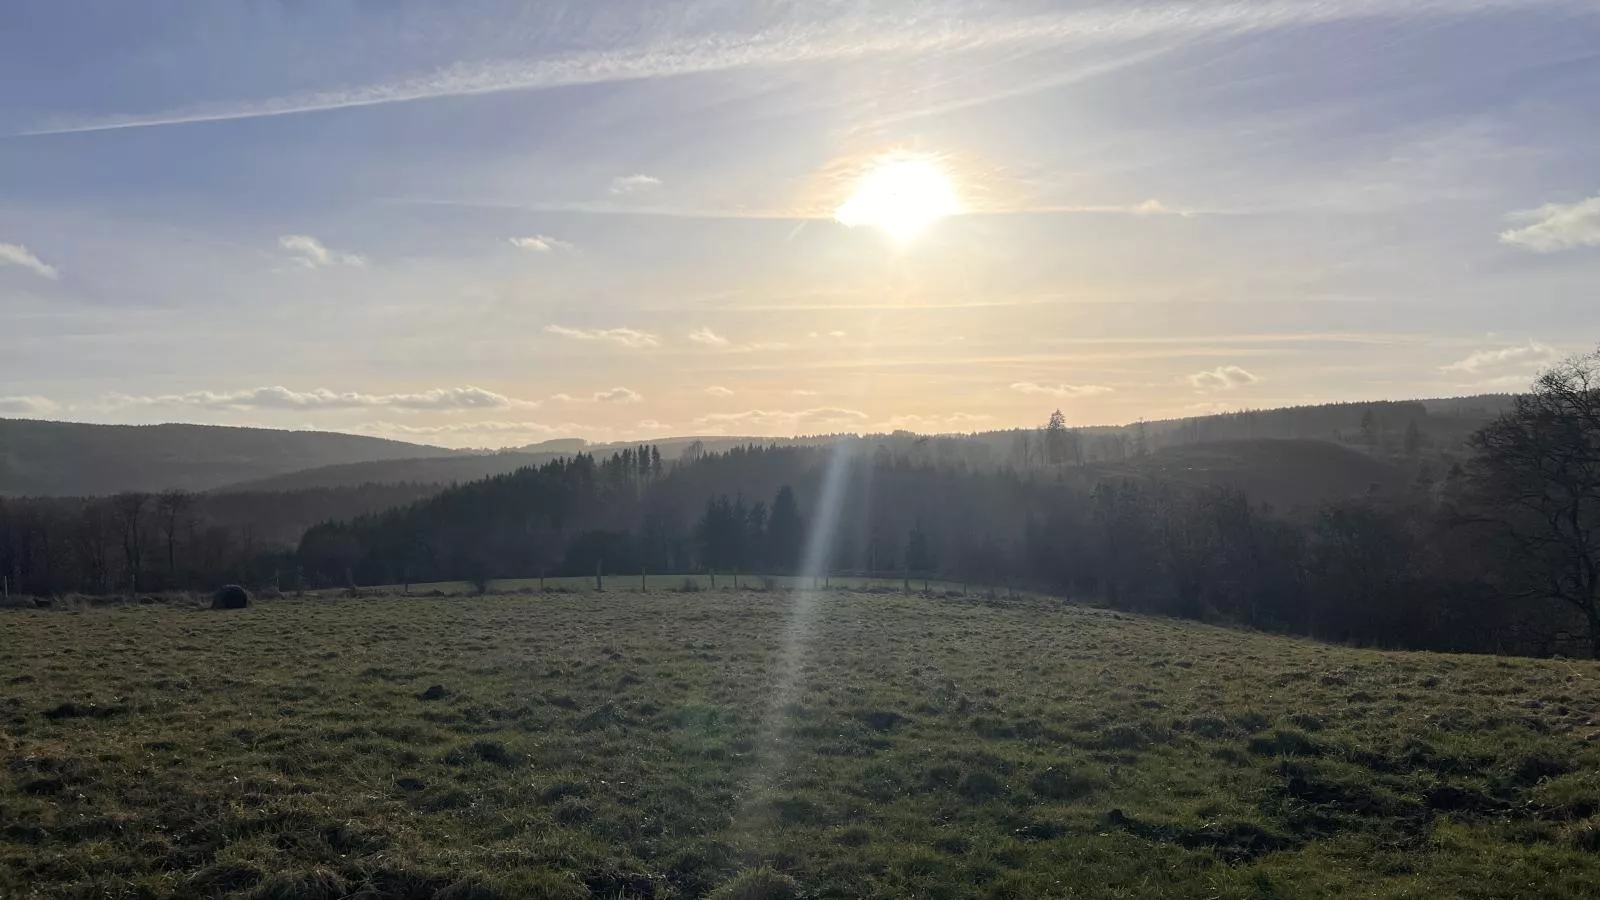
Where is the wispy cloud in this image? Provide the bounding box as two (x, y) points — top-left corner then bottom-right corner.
(808, 330), (849, 339)
(1441, 340), (1560, 374)
(509, 234), (577, 253)
(279, 234), (365, 268)
(704, 385), (735, 397)
(0, 243), (59, 280)
(1500, 194), (1600, 253)
(1010, 382), (1115, 398)
(610, 174), (662, 195)
(543, 325), (661, 348)
(1186, 366), (1262, 391)
(677, 326), (788, 353)
(15, 1), (1561, 137)
(353, 419), (591, 448)
(550, 387), (643, 404)
(879, 412), (995, 433)
(693, 407), (869, 434)
(1030, 198), (1198, 217)
(687, 326), (731, 347)
(107, 385), (538, 412)
(0, 395), (60, 416)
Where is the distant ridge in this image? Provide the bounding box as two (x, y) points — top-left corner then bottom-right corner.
(220, 451), (568, 493)
(0, 396), (1516, 498)
(0, 418), (460, 497)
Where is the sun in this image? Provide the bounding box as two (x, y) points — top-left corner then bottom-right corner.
(833, 154), (962, 242)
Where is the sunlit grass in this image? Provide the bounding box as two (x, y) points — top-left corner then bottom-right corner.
(4, 590), (1600, 898)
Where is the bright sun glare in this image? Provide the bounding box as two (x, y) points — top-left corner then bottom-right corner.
(833, 154), (962, 242)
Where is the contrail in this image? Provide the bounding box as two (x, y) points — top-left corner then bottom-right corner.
(10, 0), (1577, 137)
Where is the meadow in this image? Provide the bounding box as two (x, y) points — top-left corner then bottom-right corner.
(4, 588), (1600, 898)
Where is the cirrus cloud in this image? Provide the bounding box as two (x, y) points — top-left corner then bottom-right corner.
(0, 395), (61, 416)
(510, 234), (576, 253)
(106, 385), (539, 412)
(692, 407), (870, 434)
(1010, 382), (1114, 398)
(543, 324), (661, 348)
(1441, 340), (1560, 375)
(688, 327), (731, 347)
(610, 174), (661, 195)
(16, 1), (1564, 139)
(550, 387), (643, 404)
(0, 243), (59, 280)
(1186, 366), (1262, 391)
(878, 413), (995, 433)
(1499, 194), (1600, 253)
(279, 234), (365, 268)
(351, 419), (593, 449)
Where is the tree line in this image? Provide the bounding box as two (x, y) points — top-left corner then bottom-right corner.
(4, 353), (1597, 660)
(0, 483), (436, 598)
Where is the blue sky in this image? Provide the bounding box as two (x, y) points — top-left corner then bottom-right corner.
(2, 0), (1598, 447)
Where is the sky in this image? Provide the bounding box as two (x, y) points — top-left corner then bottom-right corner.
(2, 0), (1599, 449)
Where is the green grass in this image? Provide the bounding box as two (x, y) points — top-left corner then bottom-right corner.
(320, 574), (991, 597)
(4, 589), (1600, 898)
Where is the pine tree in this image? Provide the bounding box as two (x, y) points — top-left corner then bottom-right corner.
(767, 485), (804, 573)
(746, 501), (768, 571)
(1403, 421), (1422, 458)
(1045, 410), (1067, 465)
(905, 521), (935, 575)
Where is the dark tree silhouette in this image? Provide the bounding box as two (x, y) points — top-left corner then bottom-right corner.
(905, 521), (936, 576)
(1470, 349), (1600, 657)
(767, 486), (804, 573)
(111, 492), (149, 595)
(1045, 410), (1067, 465)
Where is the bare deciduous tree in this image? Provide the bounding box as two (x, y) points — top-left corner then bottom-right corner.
(111, 492), (149, 596)
(1470, 349), (1600, 657)
(156, 489), (193, 587)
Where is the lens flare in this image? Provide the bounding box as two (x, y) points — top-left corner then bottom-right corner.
(834, 154), (962, 241)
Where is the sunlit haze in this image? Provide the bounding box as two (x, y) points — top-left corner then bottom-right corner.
(3, 0), (1599, 448)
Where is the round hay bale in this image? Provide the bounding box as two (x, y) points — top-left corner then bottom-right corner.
(212, 584), (251, 610)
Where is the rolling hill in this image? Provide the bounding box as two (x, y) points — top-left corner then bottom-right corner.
(1, 395), (1508, 499)
(1092, 438), (1409, 511)
(215, 436), (826, 492)
(0, 418), (459, 497)
(217, 451), (568, 493)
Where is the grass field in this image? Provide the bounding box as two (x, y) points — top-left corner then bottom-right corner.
(5, 589), (1600, 899)
(316, 574), (988, 598)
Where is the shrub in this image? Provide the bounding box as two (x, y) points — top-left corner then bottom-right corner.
(708, 868), (801, 900)
(1029, 767), (1102, 801)
(249, 869), (347, 900)
(211, 584), (251, 610)
(957, 770), (1007, 801)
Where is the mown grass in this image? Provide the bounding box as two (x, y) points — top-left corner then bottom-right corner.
(4, 589), (1600, 898)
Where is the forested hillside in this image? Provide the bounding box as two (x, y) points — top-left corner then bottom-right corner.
(0, 397), (1505, 498)
(222, 452), (569, 493)
(287, 365), (1595, 661)
(3, 384), (1588, 662)
(0, 418), (457, 496)
(216, 435), (839, 492)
